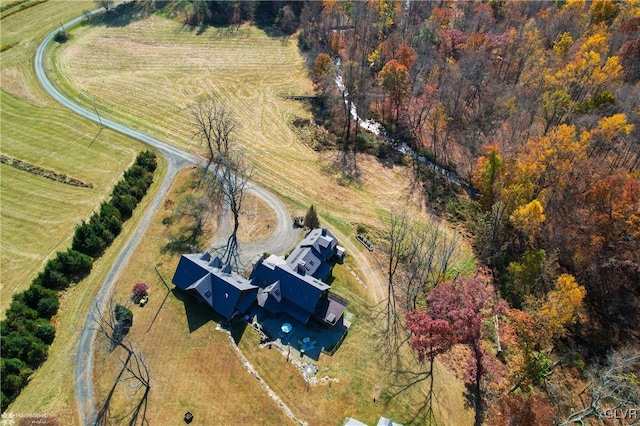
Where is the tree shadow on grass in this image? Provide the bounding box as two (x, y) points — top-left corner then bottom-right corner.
(161, 226), (202, 255)
(382, 366), (446, 425)
(161, 237), (194, 256)
(96, 350), (132, 426)
(179, 21), (209, 36)
(324, 148), (362, 189)
(84, 2), (151, 28)
(463, 382), (483, 426)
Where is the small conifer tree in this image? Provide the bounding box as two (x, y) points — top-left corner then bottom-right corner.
(304, 205), (320, 229)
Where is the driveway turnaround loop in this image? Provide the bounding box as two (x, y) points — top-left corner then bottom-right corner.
(35, 9), (297, 425)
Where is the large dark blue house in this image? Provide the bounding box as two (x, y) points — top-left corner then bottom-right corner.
(172, 252), (258, 320)
(171, 228), (348, 326)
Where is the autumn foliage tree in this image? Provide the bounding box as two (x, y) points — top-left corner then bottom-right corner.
(132, 282), (149, 302)
(405, 314), (453, 423)
(407, 278), (505, 424)
(290, 1), (640, 421)
(499, 274), (585, 393)
(379, 59), (409, 125)
(312, 52), (334, 95)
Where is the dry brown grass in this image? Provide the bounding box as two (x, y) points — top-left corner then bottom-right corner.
(51, 14), (472, 251)
(237, 193), (278, 243)
(22, 8), (479, 425)
(51, 9), (476, 304)
(237, 262), (476, 426)
(88, 167), (475, 426)
(91, 167), (295, 425)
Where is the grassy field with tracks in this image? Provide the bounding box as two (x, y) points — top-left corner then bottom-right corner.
(50, 11), (476, 260)
(0, 0), (146, 315)
(46, 7), (477, 425)
(0, 2), (165, 423)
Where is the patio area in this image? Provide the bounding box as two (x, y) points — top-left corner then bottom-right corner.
(245, 307), (350, 362)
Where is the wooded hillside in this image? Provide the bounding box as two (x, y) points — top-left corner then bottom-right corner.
(294, 2), (640, 422)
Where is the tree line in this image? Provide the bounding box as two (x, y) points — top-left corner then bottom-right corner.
(1, 150), (157, 412)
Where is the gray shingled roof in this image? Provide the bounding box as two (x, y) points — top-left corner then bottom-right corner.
(172, 253), (257, 319)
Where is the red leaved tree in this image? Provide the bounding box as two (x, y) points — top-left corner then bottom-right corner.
(406, 314), (455, 423)
(132, 282), (149, 301)
(407, 278), (505, 425)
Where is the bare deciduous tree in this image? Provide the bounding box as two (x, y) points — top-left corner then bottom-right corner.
(380, 212), (460, 357)
(91, 299), (151, 426)
(380, 212), (414, 354)
(189, 97), (252, 270)
(94, 0), (114, 13)
(402, 223), (459, 311)
(216, 150), (252, 270)
(559, 347), (640, 426)
(189, 97), (238, 178)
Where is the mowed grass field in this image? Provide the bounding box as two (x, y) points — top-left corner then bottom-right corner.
(52, 8), (475, 308)
(51, 12), (475, 257)
(0, 0), (146, 315)
(0, 1), (169, 423)
(91, 168), (475, 426)
(43, 9), (477, 424)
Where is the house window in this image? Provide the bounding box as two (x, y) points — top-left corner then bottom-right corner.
(204, 289), (212, 298)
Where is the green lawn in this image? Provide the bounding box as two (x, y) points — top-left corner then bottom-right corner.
(0, 0), (144, 315)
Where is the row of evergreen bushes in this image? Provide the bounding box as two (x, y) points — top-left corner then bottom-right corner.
(1, 150), (157, 412)
(72, 151), (157, 258)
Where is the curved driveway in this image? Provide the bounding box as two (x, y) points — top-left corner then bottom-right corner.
(36, 11), (297, 426)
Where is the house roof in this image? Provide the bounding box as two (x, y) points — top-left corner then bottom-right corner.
(173, 253), (257, 320)
(173, 255), (210, 290)
(257, 280), (282, 307)
(286, 228), (340, 281)
(344, 418), (368, 426)
(298, 228), (338, 261)
(174, 227), (347, 325)
(262, 296), (312, 324)
(251, 255), (330, 315)
(315, 293), (348, 326)
(273, 263), (327, 313)
(377, 417), (403, 426)
(286, 246), (323, 277)
(344, 417), (403, 426)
